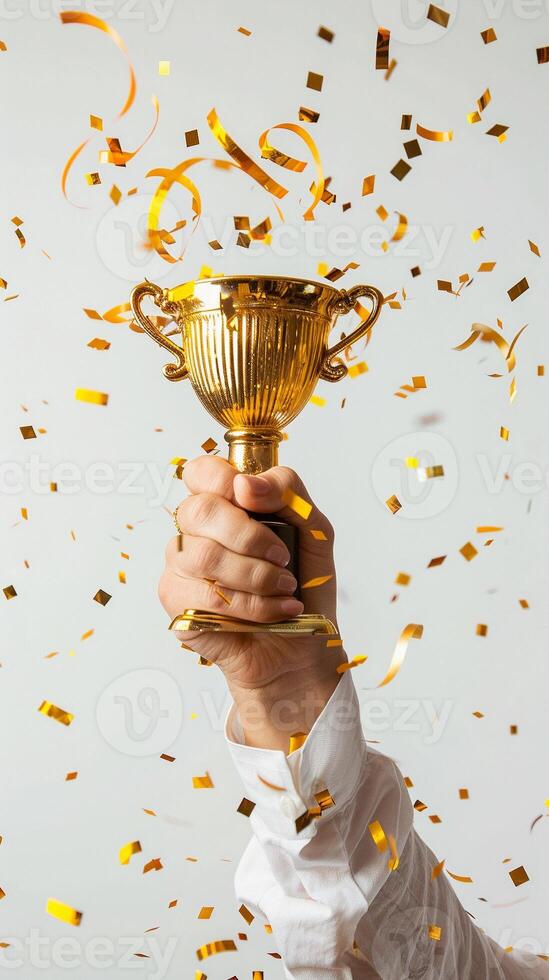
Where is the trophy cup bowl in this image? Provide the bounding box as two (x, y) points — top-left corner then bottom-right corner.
(131, 275), (383, 634)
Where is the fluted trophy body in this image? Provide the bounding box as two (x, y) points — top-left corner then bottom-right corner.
(131, 275), (383, 632)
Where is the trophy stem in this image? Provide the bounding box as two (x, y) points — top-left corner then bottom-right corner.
(225, 428), (283, 475)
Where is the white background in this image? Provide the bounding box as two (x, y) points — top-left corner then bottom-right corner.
(1, 0), (549, 976)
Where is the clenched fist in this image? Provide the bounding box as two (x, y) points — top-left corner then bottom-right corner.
(159, 455), (347, 748)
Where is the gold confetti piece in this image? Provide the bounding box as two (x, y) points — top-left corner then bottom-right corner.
(415, 800), (428, 812)
(471, 226), (485, 242)
(3, 585), (16, 600)
(336, 655), (368, 674)
(519, 598), (530, 609)
(196, 940), (237, 960)
(404, 139), (422, 159)
(500, 426), (510, 441)
(237, 798), (255, 817)
(528, 239), (541, 256)
(486, 123), (508, 141)
(119, 840), (141, 865)
(158, 60), (170, 75)
(537, 46), (549, 63)
(75, 388), (109, 406)
(198, 907), (214, 920)
(416, 123), (453, 142)
(185, 129), (200, 147)
(85, 172), (101, 186)
(362, 174), (375, 196)
(375, 27), (390, 69)
(0, 40), (6, 50)
(309, 394), (326, 408)
(412, 375), (426, 389)
(318, 25), (334, 42)
(282, 488), (312, 520)
(90, 114), (102, 130)
(537, 364), (545, 376)
(65, 771), (78, 781)
(87, 337), (111, 350)
(476, 624), (488, 637)
(509, 866), (529, 886)
(38, 701), (73, 726)
(143, 858), (163, 873)
(478, 261), (496, 272)
(369, 819), (388, 852)
(510, 725), (518, 735)
(467, 111), (482, 125)
(327, 638), (343, 647)
(348, 361), (368, 378)
(0, 888), (5, 899)
(81, 629), (94, 641)
(46, 898), (82, 927)
(384, 58), (397, 80)
(509, 377), (517, 403)
(93, 589), (111, 606)
(299, 106), (320, 123)
(427, 4), (450, 27)
(428, 924), (442, 941)
(309, 528), (328, 541)
(473, 710), (485, 718)
(288, 732), (307, 755)
(459, 788), (470, 800)
(239, 904), (254, 925)
(160, 753), (175, 762)
(109, 184), (122, 206)
(15, 228), (26, 247)
(201, 437), (218, 453)
(429, 814), (442, 824)
(215, 587), (231, 605)
(481, 27), (497, 43)
(508, 277), (529, 301)
(306, 71), (323, 91)
(391, 159), (411, 181)
(237, 26), (252, 36)
(395, 572), (411, 587)
(20, 425), (37, 440)
(302, 575), (332, 588)
(477, 88), (492, 112)
(386, 494), (402, 515)
(432, 860), (445, 879)
(460, 542), (478, 561)
(447, 869), (474, 883)
(193, 772), (214, 789)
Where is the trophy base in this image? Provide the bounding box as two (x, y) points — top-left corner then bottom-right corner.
(169, 609), (338, 635)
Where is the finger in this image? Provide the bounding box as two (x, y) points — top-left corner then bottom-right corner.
(175, 492), (291, 566)
(160, 570), (304, 624)
(183, 455), (237, 501)
(166, 535), (298, 596)
(233, 466), (334, 538)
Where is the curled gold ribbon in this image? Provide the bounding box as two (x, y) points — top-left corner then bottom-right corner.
(365, 624), (423, 689)
(258, 122), (325, 220)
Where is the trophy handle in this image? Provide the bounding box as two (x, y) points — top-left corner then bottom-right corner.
(130, 280), (188, 381)
(320, 284), (384, 382)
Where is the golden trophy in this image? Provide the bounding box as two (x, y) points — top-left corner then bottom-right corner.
(131, 275), (383, 634)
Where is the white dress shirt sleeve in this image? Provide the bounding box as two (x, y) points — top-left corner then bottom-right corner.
(226, 672), (549, 980)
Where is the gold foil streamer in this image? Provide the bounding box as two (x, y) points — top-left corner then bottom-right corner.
(416, 123), (453, 142)
(119, 840), (142, 865)
(366, 624), (423, 689)
(46, 898), (82, 927)
(196, 940), (237, 960)
(258, 122), (325, 220)
(447, 870), (474, 883)
(369, 820), (388, 852)
(38, 701), (74, 726)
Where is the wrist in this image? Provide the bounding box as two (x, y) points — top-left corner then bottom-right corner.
(229, 656), (344, 751)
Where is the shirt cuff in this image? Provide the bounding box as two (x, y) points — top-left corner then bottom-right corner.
(225, 672), (367, 839)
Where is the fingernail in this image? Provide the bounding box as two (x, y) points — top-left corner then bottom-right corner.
(265, 545), (290, 566)
(242, 474), (270, 495)
(277, 571), (297, 594)
(280, 598), (304, 616)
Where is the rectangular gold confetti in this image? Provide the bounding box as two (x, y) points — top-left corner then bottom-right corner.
(362, 174), (375, 196)
(509, 865), (529, 887)
(237, 26), (252, 35)
(375, 27), (390, 69)
(20, 425), (37, 440)
(428, 924), (442, 941)
(90, 114), (103, 131)
(519, 598), (529, 609)
(395, 572), (410, 586)
(75, 388), (108, 406)
(237, 798), (255, 817)
(486, 123), (508, 140)
(119, 840), (142, 865)
(3, 585), (17, 600)
(460, 542), (478, 561)
(185, 129), (199, 147)
(299, 106), (320, 123)
(481, 27), (497, 43)
(427, 4), (449, 27)
(386, 494), (402, 515)
(391, 159), (411, 181)
(348, 361), (368, 378)
(476, 624), (488, 637)
(318, 25), (334, 42)
(537, 46), (549, 63)
(239, 904), (254, 924)
(192, 772), (214, 789)
(38, 701), (73, 726)
(500, 426), (510, 441)
(459, 788), (470, 799)
(85, 172), (101, 186)
(158, 60), (170, 75)
(201, 437), (217, 453)
(507, 277), (529, 301)
(93, 589), (111, 606)
(46, 898), (82, 927)
(198, 906), (214, 919)
(401, 114), (412, 130)
(307, 71), (323, 91)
